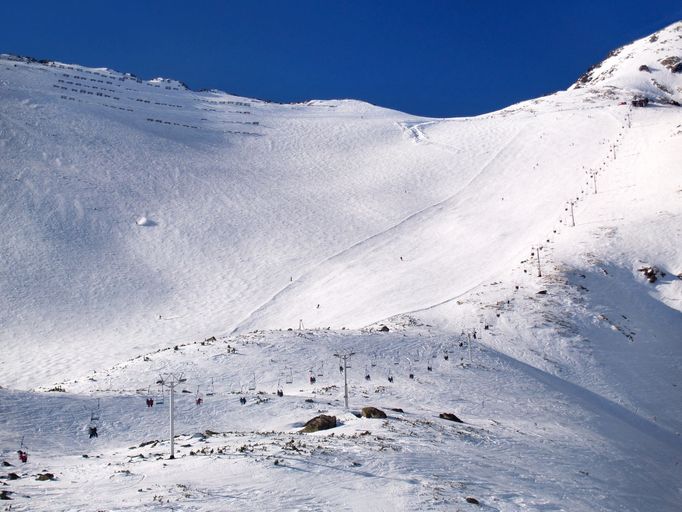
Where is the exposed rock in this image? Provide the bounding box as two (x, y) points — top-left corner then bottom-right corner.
(439, 412), (464, 423)
(390, 407), (405, 413)
(36, 472), (55, 481)
(660, 56), (681, 72)
(7, 473), (19, 480)
(301, 414), (337, 433)
(638, 266), (659, 283)
(0, 490), (11, 500)
(361, 407), (387, 419)
(378, 325), (390, 332)
(466, 496), (480, 505)
(639, 64), (651, 72)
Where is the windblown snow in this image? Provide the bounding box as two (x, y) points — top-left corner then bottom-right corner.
(0, 21), (681, 512)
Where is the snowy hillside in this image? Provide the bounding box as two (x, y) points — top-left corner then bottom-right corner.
(0, 20), (681, 512)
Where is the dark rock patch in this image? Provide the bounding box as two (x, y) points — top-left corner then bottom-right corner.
(439, 412), (464, 423)
(300, 414), (337, 433)
(361, 407), (387, 419)
(638, 266), (660, 283)
(660, 56), (681, 72)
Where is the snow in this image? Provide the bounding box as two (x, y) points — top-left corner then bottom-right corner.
(1, 20), (681, 511)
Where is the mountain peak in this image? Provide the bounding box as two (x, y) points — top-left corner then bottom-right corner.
(571, 20), (682, 105)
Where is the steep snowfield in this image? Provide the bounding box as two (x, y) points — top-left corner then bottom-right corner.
(0, 20), (681, 512)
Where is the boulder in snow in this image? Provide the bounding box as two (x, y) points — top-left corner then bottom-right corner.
(439, 412), (463, 423)
(361, 406), (387, 419)
(300, 414), (337, 433)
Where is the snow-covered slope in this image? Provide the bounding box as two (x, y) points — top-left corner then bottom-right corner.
(0, 20), (681, 512)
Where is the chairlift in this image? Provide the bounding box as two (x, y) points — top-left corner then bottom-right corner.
(195, 386), (204, 406)
(206, 377), (215, 396)
(248, 373), (256, 391)
(285, 367), (293, 384)
(90, 398), (101, 422)
(387, 370), (394, 383)
(276, 377), (284, 397)
(370, 353), (377, 368)
(18, 436), (28, 463)
(309, 370), (317, 385)
(317, 361), (324, 377)
(427, 359), (433, 372)
(156, 382), (165, 405)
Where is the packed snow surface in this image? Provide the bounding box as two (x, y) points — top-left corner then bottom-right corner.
(0, 20), (681, 511)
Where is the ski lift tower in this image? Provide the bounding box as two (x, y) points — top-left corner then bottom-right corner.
(334, 351), (355, 409)
(156, 372), (187, 459)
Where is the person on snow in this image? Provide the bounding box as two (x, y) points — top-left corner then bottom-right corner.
(18, 450), (28, 463)
(89, 426), (98, 438)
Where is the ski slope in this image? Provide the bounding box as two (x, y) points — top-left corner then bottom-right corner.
(0, 19), (681, 512)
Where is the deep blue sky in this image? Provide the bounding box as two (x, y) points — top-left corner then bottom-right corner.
(3, 1), (681, 117)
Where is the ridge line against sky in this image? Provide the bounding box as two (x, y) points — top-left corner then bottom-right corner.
(3, 0), (682, 117)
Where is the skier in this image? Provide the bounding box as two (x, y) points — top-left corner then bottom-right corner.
(89, 426), (98, 438)
(18, 450), (28, 463)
